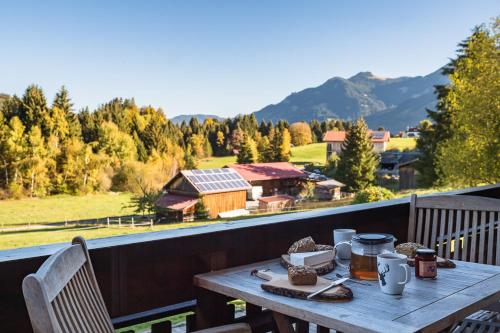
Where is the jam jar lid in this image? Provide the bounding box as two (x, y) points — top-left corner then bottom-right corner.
(352, 233), (394, 245)
(416, 249), (436, 255)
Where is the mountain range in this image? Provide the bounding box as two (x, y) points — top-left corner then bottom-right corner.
(170, 113), (224, 125)
(253, 68), (448, 132)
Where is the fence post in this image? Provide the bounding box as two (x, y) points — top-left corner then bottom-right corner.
(131, 217), (135, 228)
(150, 219), (153, 227)
(118, 217), (121, 227)
(107, 217), (110, 228)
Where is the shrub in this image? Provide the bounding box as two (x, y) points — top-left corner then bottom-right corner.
(194, 201), (209, 220)
(352, 186), (395, 204)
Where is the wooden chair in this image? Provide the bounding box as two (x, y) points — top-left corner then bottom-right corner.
(408, 194), (500, 265)
(408, 194), (500, 332)
(23, 237), (251, 333)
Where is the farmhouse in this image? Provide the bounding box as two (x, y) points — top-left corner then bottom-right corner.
(324, 130), (390, 159)
(155, 168), (251, 220)
(228, 162), (307, 199)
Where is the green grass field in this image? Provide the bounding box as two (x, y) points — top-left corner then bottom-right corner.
(198, 138), (416, 169)
(0, 222), (217, 250)
(387, 137), (417, 151)
(0, 193), (135, 227)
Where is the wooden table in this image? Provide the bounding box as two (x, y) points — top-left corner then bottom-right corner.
(194, 259), (500, 333)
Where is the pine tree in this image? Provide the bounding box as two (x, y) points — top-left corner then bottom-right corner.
(416, 19), (499, 187)
(184, 145), (198, 169)
(310, 119), (322, 143)
(335, 118), (378, 192)
(237, 134), (259, 164)
(435, 20), (500, 186)
(272, 128), (291, 162)
(53, 86), (81, 139)
(194, 200), (209, 220)
(20, 85), (50, 135)
(257, 136), (274, 162)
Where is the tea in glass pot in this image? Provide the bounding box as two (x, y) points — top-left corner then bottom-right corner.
(336, 233), (395, 280)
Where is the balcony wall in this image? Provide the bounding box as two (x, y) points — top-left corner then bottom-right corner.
(0, 184), (499, 332)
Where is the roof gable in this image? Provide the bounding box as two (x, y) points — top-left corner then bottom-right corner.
(165, 168), (251, 195)
(323, 130), (390, 143)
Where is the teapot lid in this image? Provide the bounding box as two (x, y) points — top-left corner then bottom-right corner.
(352, 233), (394, 245)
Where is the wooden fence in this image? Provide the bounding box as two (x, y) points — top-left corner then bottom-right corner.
(0, 214), (155, 232)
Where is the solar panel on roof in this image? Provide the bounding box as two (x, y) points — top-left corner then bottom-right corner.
(184, 168), (249, 193)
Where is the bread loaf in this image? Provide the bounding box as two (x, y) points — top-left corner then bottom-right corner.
(287, 237), (316, 254)
(288, 265), (317, 285)
(395, 242), (425, 259)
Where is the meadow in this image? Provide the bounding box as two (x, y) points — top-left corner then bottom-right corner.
(0, 193), (135, 227)
(0, 138), (417, 251)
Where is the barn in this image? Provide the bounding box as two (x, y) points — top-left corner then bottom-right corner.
(156, 168), (251, 220)
(228, 162), (307, 199)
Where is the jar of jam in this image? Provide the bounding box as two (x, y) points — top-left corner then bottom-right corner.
(415, 249), (437, 279)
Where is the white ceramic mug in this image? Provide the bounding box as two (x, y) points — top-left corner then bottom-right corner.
(333, 229), (356, 260)
(376, 253), (411, 295)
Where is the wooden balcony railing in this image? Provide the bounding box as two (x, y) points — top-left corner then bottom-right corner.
(1, 184), (499, 333)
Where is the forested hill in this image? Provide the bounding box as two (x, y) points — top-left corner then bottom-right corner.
(253, 68), (449, 132)
(0, 93), (9, 106)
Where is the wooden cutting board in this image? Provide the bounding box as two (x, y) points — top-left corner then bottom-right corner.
(251, 269), (353, 301)
(280, 254), (335, 275)
(407, 256), (456, 268)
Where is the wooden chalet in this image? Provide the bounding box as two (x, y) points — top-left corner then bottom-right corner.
(258, 194), (295, 212)
(324, 130), (390, 159)
(156, 168), (251, 219)
(314, 179), (345, 200)
(227, 162), (307, 198)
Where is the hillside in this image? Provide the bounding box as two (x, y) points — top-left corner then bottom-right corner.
(253, 68), (448, 132)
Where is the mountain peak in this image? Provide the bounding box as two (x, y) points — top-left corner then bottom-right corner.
(349, 71), (387, 81)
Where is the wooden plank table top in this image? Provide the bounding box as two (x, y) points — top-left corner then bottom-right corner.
(194, 259), (500, 333)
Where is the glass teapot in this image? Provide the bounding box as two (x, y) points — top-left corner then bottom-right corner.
(335, 233), (396, 280)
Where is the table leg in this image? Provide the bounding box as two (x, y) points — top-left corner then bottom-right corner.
(273, 312), (296, 333)
(195, 287), (233, 330)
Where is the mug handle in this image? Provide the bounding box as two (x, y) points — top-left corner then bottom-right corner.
(398, 263), (411, 285)
(333, 241), (351, 268)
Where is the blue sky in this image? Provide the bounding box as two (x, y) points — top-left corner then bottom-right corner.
(0, 1), (498, 118)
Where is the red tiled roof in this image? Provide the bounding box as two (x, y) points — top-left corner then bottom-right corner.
(323, 131), (346, 142)
(369, 130), (390, 143)
(228, 162), (306, 182)
(323, 130), (390, 143)
(155, 194), (198, 211)
(258, 195), (295, 203)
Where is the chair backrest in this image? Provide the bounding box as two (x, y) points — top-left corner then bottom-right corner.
(22, 237), (114, 333)
(408, 194), (500, 265)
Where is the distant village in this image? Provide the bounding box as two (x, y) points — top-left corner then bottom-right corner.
(155, 127), (420, 222)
